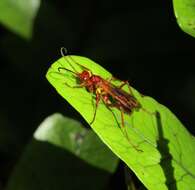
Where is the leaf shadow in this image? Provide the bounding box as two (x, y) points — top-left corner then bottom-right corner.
(155, 111), (177, 190)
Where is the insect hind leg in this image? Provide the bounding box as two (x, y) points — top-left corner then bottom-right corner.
(100, 94), (143, 152)
(120, 109), (143, 152)
(118, 81), (134, 95)
(108, 77), (135, 96)
(119, 81), (155, 115)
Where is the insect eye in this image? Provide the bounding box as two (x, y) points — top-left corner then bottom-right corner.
(81, 71), (90, 80)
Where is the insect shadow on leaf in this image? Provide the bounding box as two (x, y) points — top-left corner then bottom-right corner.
(155, 111), (177, 189)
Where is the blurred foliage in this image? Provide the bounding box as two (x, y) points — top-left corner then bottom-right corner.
(6, 114), (119, 190)
(0, 0), (40, 39)
(0, 0), (195, 189)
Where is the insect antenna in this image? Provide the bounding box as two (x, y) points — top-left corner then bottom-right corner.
(58, 67), (77, 76)
(61, 47), (92, 72)
(60, 47), (78, 73)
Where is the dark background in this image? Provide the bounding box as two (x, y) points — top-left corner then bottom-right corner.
(0, 0), (195, 188)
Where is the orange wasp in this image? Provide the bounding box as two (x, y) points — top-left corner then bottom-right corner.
(57, 48), (144, 151)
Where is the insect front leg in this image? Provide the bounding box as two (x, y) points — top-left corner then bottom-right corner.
(63, 82), (86, 88)
(89, 91), (101, 125)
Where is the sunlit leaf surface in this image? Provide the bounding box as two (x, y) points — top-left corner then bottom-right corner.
(46, 55), (195, 190)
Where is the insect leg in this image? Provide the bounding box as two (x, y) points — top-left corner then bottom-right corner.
(48, 71), (68, 81)
(63, 82), (86, 88)
(100, 94), (142, 152)
(120, 109), (143, 152)
(107, 77), (134, 96)
(107, 76), (117, 82)
(100, 95), (121, 128)
(118, 81), (134, 95)
(108, 78), (135, 97)
(48, 71), (82, 88)
(121, 81), (156, 115)
(89, 91), (101, 125)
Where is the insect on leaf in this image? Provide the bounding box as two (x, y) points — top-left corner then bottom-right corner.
(46, 55), (195, 190)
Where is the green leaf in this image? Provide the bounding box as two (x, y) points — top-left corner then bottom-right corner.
(0, 0), (40, 39)
(6, 114), (118, 190)
(46, 55), (195, 190)
(173, 0), (195, 37)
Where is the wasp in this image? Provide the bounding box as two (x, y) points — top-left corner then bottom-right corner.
(57, 48), (145, 151)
